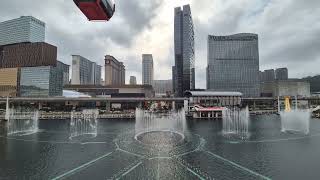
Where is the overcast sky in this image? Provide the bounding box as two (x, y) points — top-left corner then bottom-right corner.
(0, 0), (319, 88)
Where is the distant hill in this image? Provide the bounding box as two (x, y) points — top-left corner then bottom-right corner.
(302, 75), (320, 93)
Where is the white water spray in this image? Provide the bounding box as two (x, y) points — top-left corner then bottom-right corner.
(280, 96), (310, 134)
(280, 110), (310, 134)
(222, 107), (250, 138)
(135, 108), (186, 140)
(7, 108), (39, 136)
(70, 109), (99, 139)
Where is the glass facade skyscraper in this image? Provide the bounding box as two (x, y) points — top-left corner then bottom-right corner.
(0, 16), (45, 46)
(20, 63), (64, 97)
(142, 54), (154, 85)
(173, 5), (195, 97)
(57, 61), (70, 85)
(207, 33), (260, 97)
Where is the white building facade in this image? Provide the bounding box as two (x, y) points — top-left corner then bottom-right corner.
(71, 55), (101, 85)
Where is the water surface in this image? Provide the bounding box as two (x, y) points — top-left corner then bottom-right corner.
(1, 115), (320, 180)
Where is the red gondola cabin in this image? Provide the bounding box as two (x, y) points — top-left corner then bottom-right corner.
(73, 0), (115, 21)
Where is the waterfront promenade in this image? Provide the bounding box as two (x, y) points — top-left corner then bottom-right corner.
(0, 97), (320, 120)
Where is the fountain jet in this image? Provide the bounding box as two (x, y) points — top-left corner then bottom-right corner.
(135, 108), (186, 140)
(7, 108), (39, 136)
(280, 96), (310, 134)
(70, 109), (99, 139)
(222, 106), (250, 139)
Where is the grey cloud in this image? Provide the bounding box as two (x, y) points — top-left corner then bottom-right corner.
(191, 0), (320, 88)
(1, 0), (319, 89)
(0, 0), (163, 48)
(117, 0), (162, 31)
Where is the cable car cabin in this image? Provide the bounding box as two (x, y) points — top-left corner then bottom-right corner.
(74, 0), (115, 21)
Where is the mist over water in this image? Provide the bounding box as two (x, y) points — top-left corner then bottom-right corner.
(135, 108), (186, 139)
(222, 107), (250, 139)
(280, 110), (310, 134)
(70, 109), (99, 139)
(7, 109), (39, 136)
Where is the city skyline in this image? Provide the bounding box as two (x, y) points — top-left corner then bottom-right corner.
(0, 1), (319, 88)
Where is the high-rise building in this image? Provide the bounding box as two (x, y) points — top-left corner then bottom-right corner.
(173, 5), (195, 97)
(130, 76), (137, 85)
(142, 54), (154, 85)
(0, 16), (45, 46)
(0, 16), (62, 97)
(172, 66), (176, 94)
(153, 80), (173, 95)
(261, 79), (310, 97)
(71, 55), (101, 85)
(0, 42), (57, 68)
(57, 61), (70, 85)
(260, 69), (275, 82)
(105, 55), (125, 86)
(19, 61), (65, 97)
(93, 64), (102, 85)
(275, 68), (288, 80)
(207, 33), (260, 97)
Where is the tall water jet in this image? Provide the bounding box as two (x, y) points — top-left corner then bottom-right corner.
(7, 108), (39, 136)
(135, 108), (186, 141)
(222, 106), (249, 139)
(70, 109), (99, 139)
(280, 96), (310, 134)
(5, 97), (9, 120)
(280, 110), (310, 134)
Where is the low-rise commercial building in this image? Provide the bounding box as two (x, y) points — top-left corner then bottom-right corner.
(261, 79), (310, 97)
(184, 91), (243, 119)
(64, 84), (155, 98)
(185, 91), (243, 107)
